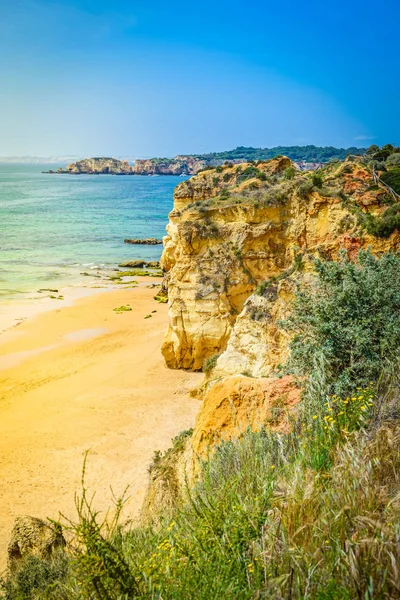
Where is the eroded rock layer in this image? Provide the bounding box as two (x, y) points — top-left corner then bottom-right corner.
(161, 157), (399, 371)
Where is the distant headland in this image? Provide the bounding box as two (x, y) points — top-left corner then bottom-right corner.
(43, 145), (366, 176)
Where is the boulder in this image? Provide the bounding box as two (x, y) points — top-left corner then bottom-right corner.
(7, 516), (66, 573)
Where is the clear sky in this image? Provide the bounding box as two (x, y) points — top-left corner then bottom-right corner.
(0, 0), (399, 157)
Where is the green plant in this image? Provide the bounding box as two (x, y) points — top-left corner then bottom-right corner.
(312, 172), (323, 188)
(0, 552), (69, 600)
(202, 353), (221, 373)
(280, 250), (400, 397)
(298, 179), (314, 197)
(284, 166), (296, 180)
(380, 167), (400, 194)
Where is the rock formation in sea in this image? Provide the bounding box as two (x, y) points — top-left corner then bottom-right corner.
(54, 157), (132, 175)
(123, 238), (163, 245)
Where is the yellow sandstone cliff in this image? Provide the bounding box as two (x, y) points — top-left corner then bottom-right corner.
(142, 156), (400, 519)
(161, 157), (398, 372)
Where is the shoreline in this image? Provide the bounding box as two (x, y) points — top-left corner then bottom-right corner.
(0, 268), (162, 336)
(0, 281), (202, 570)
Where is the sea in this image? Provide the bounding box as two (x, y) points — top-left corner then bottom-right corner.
(0, 164), (183, 303)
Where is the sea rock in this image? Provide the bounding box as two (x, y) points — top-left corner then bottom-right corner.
(132, 156), (208, 176)
(7, 516), (66, 573)
(53, 157), (132, 175)
(124, 238), (163, 245)
(160, 157), (399, 371)
(118, 260), (161, 268)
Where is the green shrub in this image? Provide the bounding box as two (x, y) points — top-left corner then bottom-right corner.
(312, 172), (323, 188)
(0, 552), (69, 600)
(203, 353), (221, 373)
(236, 165), (261, 183)
(380, 167), (400, 194)
(298, 179), (314, 197)
(280, 250), (400, 396)
(284, 166), (296, 180)
(386, 153), (400, 167)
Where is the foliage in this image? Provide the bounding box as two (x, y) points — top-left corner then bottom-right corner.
(284, 165), (296, 179)
(298, 179), (314, 198)
(191, 145), (366, 163)
(360, 203), (400, 238)
(280, 250), (400, 397)
(311, 172), (323, 188)
(202, 353), (221, 373)
(0, 553), (69, 600)
(387, 153), (400, 167)
(380, 167), (400, 194)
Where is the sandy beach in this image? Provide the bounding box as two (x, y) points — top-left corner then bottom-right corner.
(0, 281), (201, 570)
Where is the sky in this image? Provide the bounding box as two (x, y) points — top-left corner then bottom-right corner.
(0, 0), (399, 157)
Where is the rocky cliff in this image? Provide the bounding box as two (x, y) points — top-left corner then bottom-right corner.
(160, 156), (398, 372)
(56, 157), (132, 174)
(141, 156), (399, 519)
(132, 156), (209, 176)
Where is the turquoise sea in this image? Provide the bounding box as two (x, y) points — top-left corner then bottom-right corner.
(0, 164), (182, 301)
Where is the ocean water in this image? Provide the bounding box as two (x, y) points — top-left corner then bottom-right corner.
(0, 164), (182, 301)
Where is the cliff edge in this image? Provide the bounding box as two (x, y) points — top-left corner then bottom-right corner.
(160, 156), (398, 371)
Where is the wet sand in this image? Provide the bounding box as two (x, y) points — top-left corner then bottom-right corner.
(0, 281), (201, 570)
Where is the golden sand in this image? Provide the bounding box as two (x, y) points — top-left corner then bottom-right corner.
(0, 281), (201, 569)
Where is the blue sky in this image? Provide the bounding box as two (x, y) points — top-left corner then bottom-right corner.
(0, 0), (398, 156)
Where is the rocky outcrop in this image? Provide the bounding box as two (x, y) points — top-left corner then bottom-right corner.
(54, 157), (132, 175)
(141, 431), (196, 523)
(119, 260), (160, 268)
(124, 238), (163, 245)
(132, 156), (208, 176)
(192, 375), (301, 457)
(160, 157), (399, 371)
(7, 516), (65, 573)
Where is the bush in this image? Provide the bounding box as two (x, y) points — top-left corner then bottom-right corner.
(280, 250), (400, 397)
(298, 179), (314, 198)
(202, 353), (221, 373)
(312, 172), (323, 188)
(0, 553), (69, 600)
(284, 166), (296, 180)
(380, 167), (400, 194)
(386, 153), (400, 167)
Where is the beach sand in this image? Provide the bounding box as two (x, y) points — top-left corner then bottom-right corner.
(0, 281), (202, 570)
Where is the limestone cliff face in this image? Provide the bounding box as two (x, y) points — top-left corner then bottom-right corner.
(192, 374), (301, 457)
(62, 157), (132, 174)
(161, 157), (399, 371)
(132, 156), (208, 176)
